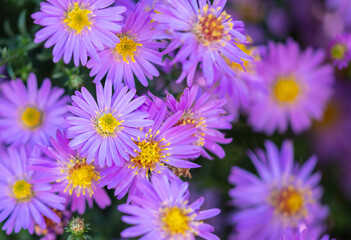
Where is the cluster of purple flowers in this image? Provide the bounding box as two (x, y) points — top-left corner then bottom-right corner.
(0, 0), (345, 239)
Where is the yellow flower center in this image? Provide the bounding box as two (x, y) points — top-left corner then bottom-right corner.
(314, 102), (340, 129)
(177, 111), (206, 146)
(273, 186), (305, 216)
(114, 35), (142, 63)
(162, 207), (191, 236)
(331, 43), (347, 60)
(64, 2), (92, 34)
(193, 5), (232, 46)
(96, 113), (122, 137)
(229, 37), (259, 73)
(64, 158), (100, 197)
(21, 107), (43, 130)
(12, 180), (32, 202)
(131, 140), (162, 170)
(273, 76), (300, 103)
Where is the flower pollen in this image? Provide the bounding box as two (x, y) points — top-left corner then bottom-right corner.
(130, 129), (169, 176)
(273, 76), (300, 104)
(331, 43), (347, 60)
(96, 113), (122, 137)
(12, 180), (33, 202)
(193, 5), (232, 46)
(314, 103), (340, 128)
(64, 3), (92, 34)
(21, 106), (43, 130)
(63, 158), (100, 197)
(161, 206), (191, 236)
(114, 35), (142, 63)
(272, 186), (305, 216)
(178, 111), (206, 146)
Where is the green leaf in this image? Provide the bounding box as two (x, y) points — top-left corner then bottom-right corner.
(1, 47), (7, 60)
(162, 54), (168, 62)
(7, 63), (15, 79)
(18, 10), (27, 35)
(3, 20), (14, 37)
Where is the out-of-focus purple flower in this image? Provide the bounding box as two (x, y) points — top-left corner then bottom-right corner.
(152, 0), (252, 86)
(310, 81), (351, 161)
(229, 140), (329, 240)
(0, 73), (69, 146)
(326, 0), (351, 32)
(166, 85), (232, 159)
(32, 0), (126, 66)
(118, 173), (221, 240)
(282, 223), (335, 240)
(247, 39), (334, 135)
(209, 42), (264, 119)
(189, 185), (225, 237)
(87, 2), (164, 89)
(34, 207), (71, 240)
(0, 146), (66, 234)
(328, 33), (351, 69)
(99, 101), (201, 200)
(30, 131), (111, 214)
(66, 80), (153, 167)
(266, 8), (290, 38)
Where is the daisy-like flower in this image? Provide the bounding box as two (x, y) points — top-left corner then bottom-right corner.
(66, 80), (153, 167)
(87, 2), (164, 88)
(152, 0), (252, 86)
(32, 0), (126, 66)
(166, 85), (232, 159)
(34, 207), (71, 240)
(0, 73), (69, 146)
(118, 173), (220, 240)
(209, 39), (264, 119)
(30, 131), (111, 214)
(99, 101), (201, 200)
(326, 0), (351, 31)
(0, 146), (66, 235)
(282, 223), (335, 240)
(247, 39), (334, 134)
(229, 140), (329, 240)
(310, 82), (351, 161)
(328, 33), (351, 69)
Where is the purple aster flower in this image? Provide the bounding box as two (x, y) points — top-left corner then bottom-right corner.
(87, 2), (164, 89)
(32, 0), (126, 66)
(328, 33), (351, 69)
(152, 0), (252, 86)
(0, 73), (69, 146)
(326, 0), (351, 31)
(99, 101), (201, 200)
(34, 207), (71, 240)
(247, 39), (334, 134)
(118, 173), (221, 240)
(282, 223), (335, 240)
(206, 41), (264, 120)
(166, 85), (232, 159)
(66, 80), (153, 167)
(0, 146), (66, 234)
(229, 140), (329, 240)
(30, 131), (111, 214)
(310, 81), (351, 161)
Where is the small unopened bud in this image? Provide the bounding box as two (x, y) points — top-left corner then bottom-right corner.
(66, 217), (91, 240)
(69, 217), (85, 236)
